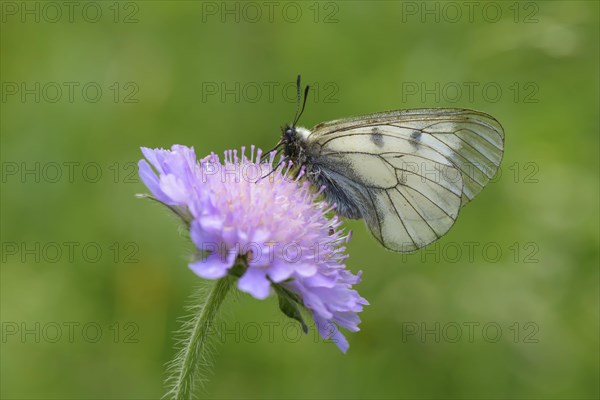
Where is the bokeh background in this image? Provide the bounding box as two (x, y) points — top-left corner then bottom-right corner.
(1, 1), (598, 399)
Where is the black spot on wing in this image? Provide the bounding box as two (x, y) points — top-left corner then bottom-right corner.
(370, 127), (384, 147)
(409, 131), (422, 146)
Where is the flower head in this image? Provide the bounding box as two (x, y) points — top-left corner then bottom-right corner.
(139, 145), (367, 352)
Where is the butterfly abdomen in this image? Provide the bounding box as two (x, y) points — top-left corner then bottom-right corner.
(307, 163), (367, 220)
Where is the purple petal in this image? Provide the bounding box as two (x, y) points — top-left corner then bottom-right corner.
(199, 214), (224, 233)
(137, 159), (159, 190)
(303, 273), (337, 288)
(138, 160), (170, 204)
(250, 228), (271, 243)
(189, 253), (232, 279)
(221, 226), (239, 246)
(159, 174), (188, 204)
(293, 263), (317, 277)
(315, 315), (349, 353)
(238, 267), (271, 299)
(267, 260), (294, 283)
(141, 147), (163, 173)
(190, 220), (223, 250)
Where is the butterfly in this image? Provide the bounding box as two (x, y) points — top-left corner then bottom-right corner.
(268, 76), (504, 252)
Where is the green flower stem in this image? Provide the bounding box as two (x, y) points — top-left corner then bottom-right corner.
(168, 274), (235, 400)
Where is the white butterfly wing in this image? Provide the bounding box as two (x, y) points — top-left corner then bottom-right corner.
(307, 109), (504, 252)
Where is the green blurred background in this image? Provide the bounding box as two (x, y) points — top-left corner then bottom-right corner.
(1, 1), (598, 399)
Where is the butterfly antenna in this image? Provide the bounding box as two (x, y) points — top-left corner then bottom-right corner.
(293, 79), (310, 127)
(259, 140), (283, 164)
(291, 75), (302, 125)
(259, 157), (287, 181)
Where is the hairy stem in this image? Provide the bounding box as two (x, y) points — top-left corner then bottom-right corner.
(167, 275), (234, 400)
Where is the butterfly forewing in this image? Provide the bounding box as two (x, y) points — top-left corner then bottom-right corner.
(307, 108), (504, 252)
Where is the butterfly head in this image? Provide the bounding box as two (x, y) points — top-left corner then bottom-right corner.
(283, 124), (296, 142)
(281, 123), (300, 159)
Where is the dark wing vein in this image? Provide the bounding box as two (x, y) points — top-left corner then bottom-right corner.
(423, 120), (503, 150)
(393, 187), (439, 239)
(366, 189), (384, 244)
(394, 183), (458, 220)
(385, 190), (417, 248)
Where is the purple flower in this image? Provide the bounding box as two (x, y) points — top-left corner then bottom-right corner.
(139, 145), (368, 352)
